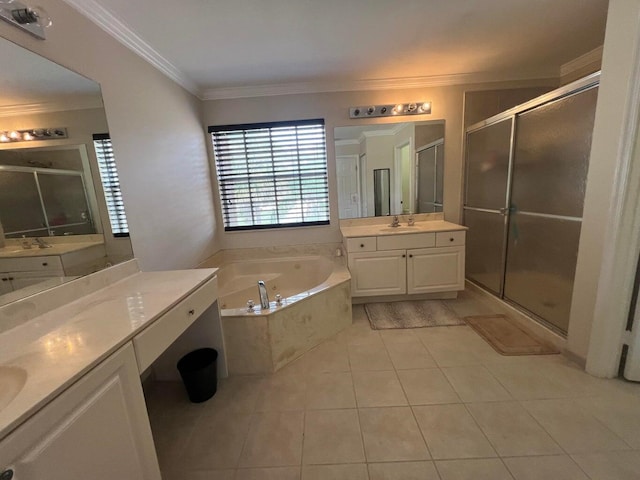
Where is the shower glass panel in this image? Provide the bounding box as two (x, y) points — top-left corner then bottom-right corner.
(504, 214), (583, 333)
(509, 86), (598, 218)
(504, 85), (598, 333)
(373, 168), (390, 216)
(417, 147), (436, 213)
(464, 118), (513, 294)
(464, 209), (507, 295)
(38, 173), (93, 232)
(465, 118), (513, 210)
(0, 170), (47, 234)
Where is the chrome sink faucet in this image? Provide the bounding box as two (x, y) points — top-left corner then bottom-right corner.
(257, 280), (270, 309)
(33, 237), (52, 249)
(389, 215), (400, 227)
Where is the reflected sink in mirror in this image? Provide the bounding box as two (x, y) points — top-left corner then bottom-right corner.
(0, 366), (27, 411)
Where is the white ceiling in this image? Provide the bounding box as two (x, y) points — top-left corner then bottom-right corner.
(70, 0), (608, 99)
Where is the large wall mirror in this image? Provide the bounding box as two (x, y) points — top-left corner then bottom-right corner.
(0, 38), (133, 307)
(335, 120), (445, 219)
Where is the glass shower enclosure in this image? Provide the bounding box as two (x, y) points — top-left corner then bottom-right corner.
(463, 73), (599, 334)
(0, 166), (95, 237)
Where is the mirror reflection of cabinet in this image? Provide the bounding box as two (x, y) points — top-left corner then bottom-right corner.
(335, 121), (445, 219)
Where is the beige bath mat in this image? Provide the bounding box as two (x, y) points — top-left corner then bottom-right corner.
(465, 314), (560, 355)
(364, 300), (465, 330)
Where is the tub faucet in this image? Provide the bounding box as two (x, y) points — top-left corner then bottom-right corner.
(257, 281), (270, 310)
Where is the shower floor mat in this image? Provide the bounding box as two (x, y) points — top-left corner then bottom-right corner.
(465, 314), (560, 355)
(364, 300), (465, 330)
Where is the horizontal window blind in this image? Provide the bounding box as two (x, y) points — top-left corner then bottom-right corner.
(93, 134), (129, 237)
(209, 119), (330, 231)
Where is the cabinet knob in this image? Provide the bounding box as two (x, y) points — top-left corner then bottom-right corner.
(8, 277), (13, 281)
(42, 262), (48, 266)
(188, 309), (195, 316)
(449, 238), (454, 242)
(360, 244), (364, 248)
(402, 254), (406, 258)
(409, 254), (413, 258)
(0, 469), (14, 480)
(1, 278), (7, 282)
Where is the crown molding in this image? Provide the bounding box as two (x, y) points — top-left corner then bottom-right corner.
(561, 46), (603, 78)
(201, 69), (558, 101)
(62, 0), (200, 97)
(334, 139), (360, 146)
(0, 98), (105, 117)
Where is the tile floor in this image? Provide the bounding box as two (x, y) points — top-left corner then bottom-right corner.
(145, 290), (640, 480)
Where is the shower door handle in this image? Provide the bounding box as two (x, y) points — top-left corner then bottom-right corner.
(499, 207), (509, 215)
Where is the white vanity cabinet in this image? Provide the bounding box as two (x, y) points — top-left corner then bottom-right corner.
(346, 229), (465, 298)
(0, 343), (161, 480)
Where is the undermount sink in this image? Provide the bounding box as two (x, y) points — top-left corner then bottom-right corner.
(0, 366), (27, 411)
(379, 226), (420, 232)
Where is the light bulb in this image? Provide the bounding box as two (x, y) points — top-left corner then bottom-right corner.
(10, 5), (51, 27)
(393, 104), (404, 114)
(0, 132), (9, 142)
(8, 130), (20, 140)
(23, 131), (34, 141)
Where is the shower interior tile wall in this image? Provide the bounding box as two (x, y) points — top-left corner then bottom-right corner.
(145, 288), (640, 480)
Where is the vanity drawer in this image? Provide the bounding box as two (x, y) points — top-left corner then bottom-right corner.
(377, 232), (435, 251)
(345, 237), (377, 253)
(0, 256), (63, 273)
(435, 230), (466, 247)
(133, 276), (218, 373)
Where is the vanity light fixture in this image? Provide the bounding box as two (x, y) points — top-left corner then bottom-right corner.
(0, 0), (51, 40)
(349, 101), (431, 119)
(0, 127), (67, 143)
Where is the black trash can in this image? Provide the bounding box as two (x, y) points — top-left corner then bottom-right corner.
(177, 348), (218, 403)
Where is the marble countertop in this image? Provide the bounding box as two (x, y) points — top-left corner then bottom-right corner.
(340, 220), (467, 238)
(0, 241), (104, 259)
(0, 268), (217, 441)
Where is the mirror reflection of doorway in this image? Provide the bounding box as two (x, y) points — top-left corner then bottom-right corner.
(336, 155), (361, 218)
(373, 168), (390, 216)
(394, 142), (413, 214)
(416, 139), (444, 213)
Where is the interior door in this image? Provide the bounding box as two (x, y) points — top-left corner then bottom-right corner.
(336, 155), (360, 218)
(417, 146), (436, 213)
(463, 118), (514, 295)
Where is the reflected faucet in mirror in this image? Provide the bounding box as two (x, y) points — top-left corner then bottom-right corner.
(335, 120), (445, 219)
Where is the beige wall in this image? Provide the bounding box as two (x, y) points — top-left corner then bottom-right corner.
(464, 86), (557, 128)
(203, 79), (556, 250)
(0, 0), (218, 271)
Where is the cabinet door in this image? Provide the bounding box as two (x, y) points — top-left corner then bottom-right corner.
(407, 246), (465, 294)
(348, 250), (406, 297)
(0, 343), (161, 480)
(0, 276), (12, 295)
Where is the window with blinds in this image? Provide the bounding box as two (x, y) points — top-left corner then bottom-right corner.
(209, 119), (330, 231)
(92, 134), (129, 237)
